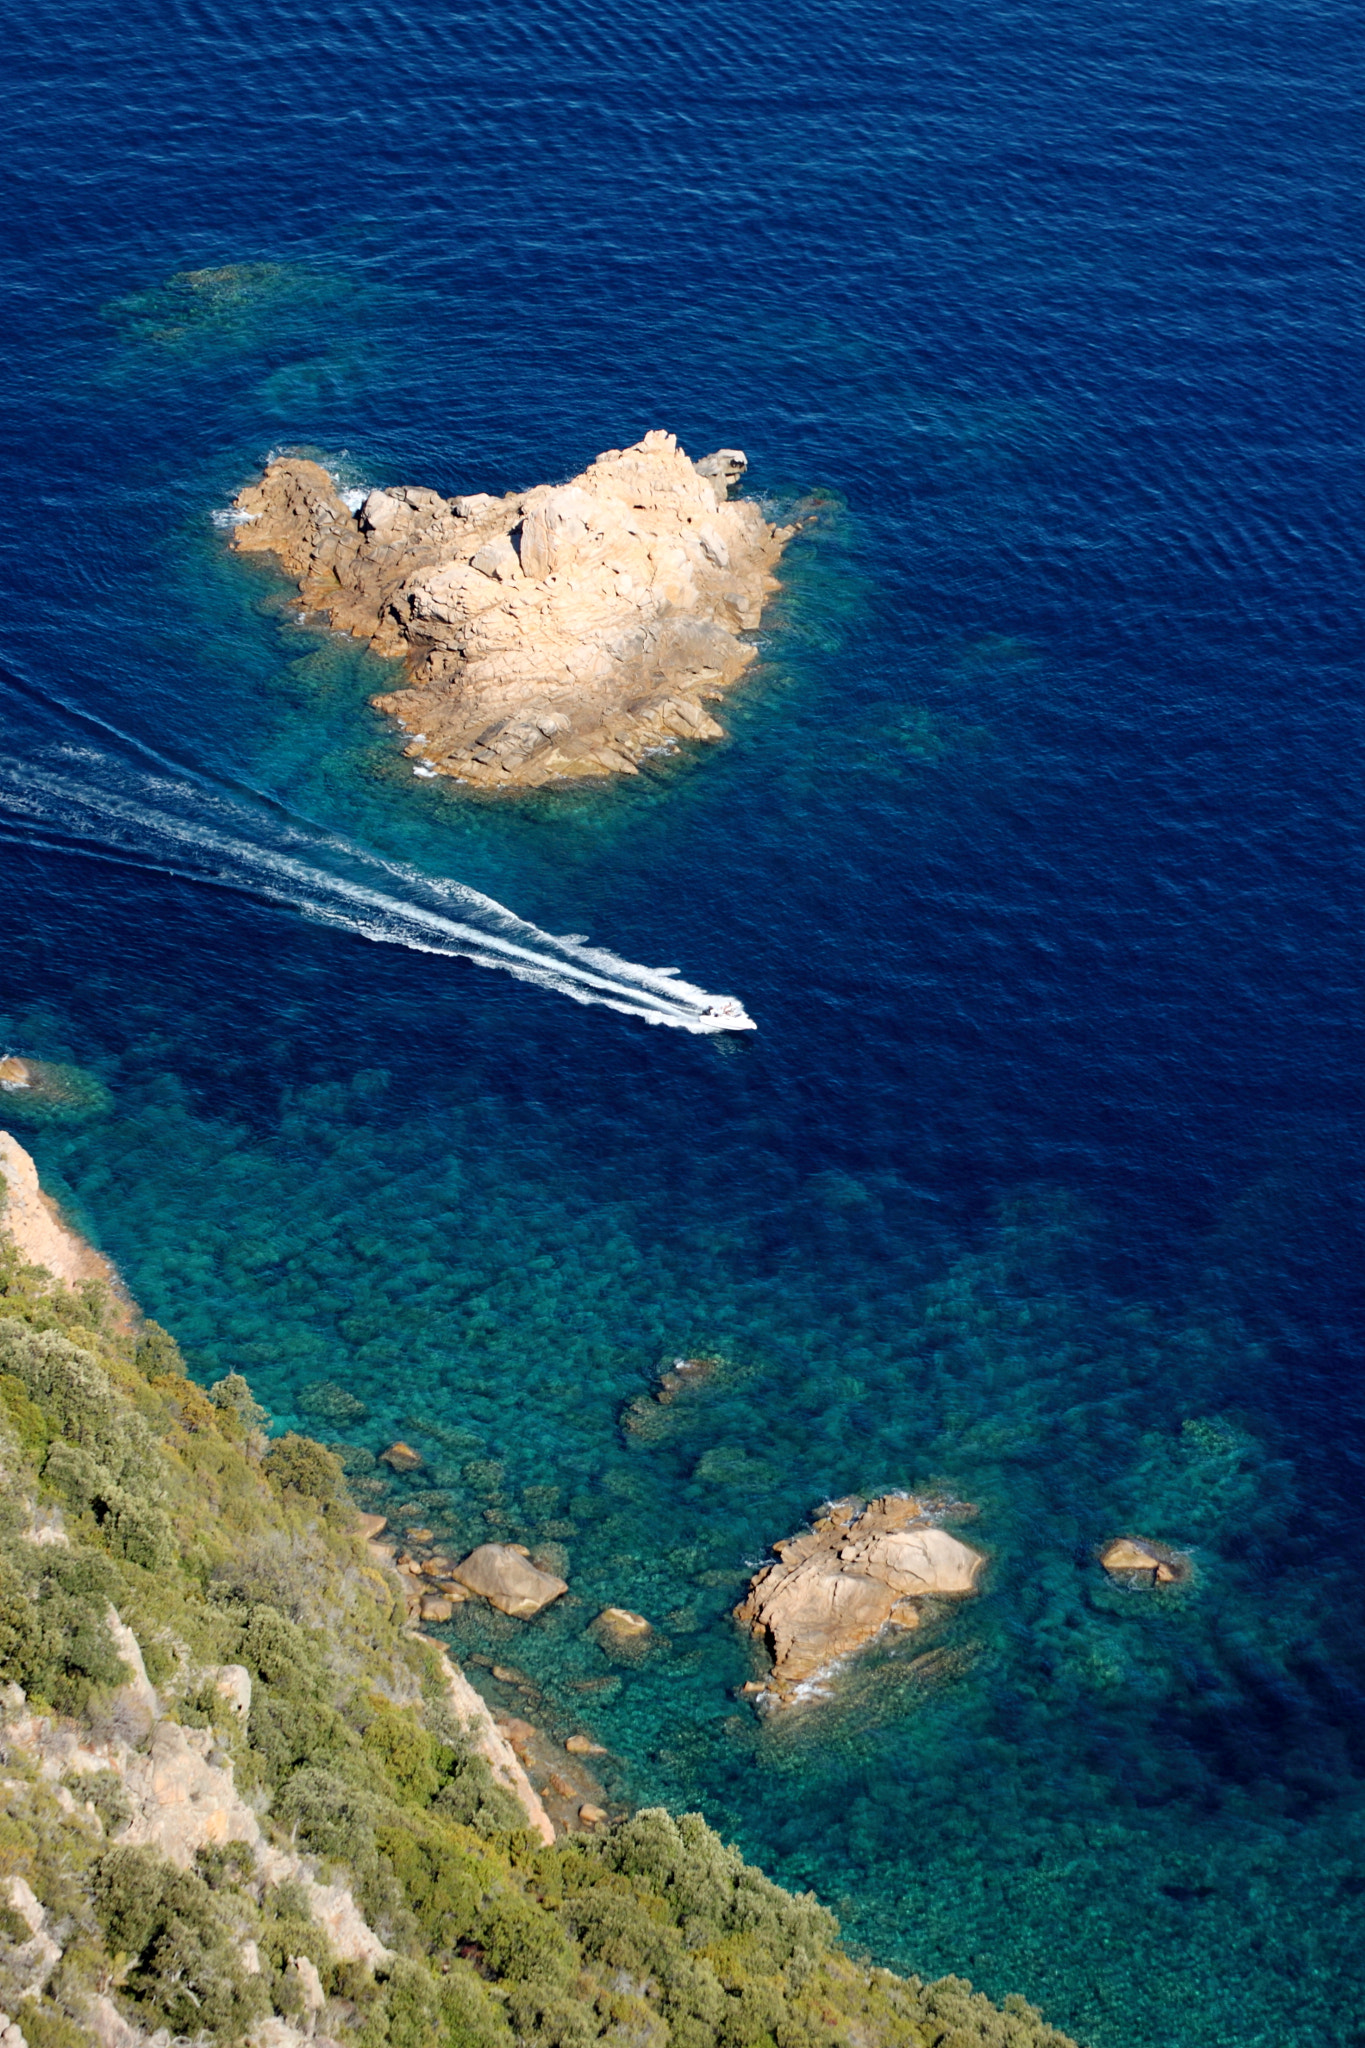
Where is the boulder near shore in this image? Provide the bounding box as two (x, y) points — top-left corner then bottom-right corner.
(231, 431), (793, 788)
(735, 1493), (986, 1706)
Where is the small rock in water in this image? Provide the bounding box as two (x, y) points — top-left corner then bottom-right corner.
(454, 1543), (568, 1617)
(379, 1441), (424, 1472)
(355, 1512), (388, 1540)
(231, 433), (791, 790)
(1101, 1537), (1186, 1584)
(0, 1056), (31, 1090)
(565, 1733), (607, 1755)
(578, 1802), (608, 1826)
(594, 1606), (651, 1635)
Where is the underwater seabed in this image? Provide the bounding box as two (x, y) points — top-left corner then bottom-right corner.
(4, 1013), (1362, 2047)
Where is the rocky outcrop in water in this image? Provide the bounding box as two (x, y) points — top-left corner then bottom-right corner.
(231, 431), (792, 788)
(451, 1541), (567, 1616)
(1100, 1536), (1185, 1584)
(735, 1493), (986, 1706)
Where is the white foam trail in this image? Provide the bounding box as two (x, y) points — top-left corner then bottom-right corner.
(0, 747), (755, 1033)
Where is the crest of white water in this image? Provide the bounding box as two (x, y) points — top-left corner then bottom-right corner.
(0, 744), (753, 1033)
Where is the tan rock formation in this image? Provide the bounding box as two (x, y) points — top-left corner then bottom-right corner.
(104, 1607), (160, 1734)
(3, 1875), (61, 2001)
(420, 1640), (555, 1845)
(0, 1130), (120, 1295)
(231, 431), (793, 788)
(377, 1441), (423, 1472)
(209, 1664), (252, 1723)
(453, 1543), (567, 1617)
(1100, 1537), (1185, 1585)
(735, 1494), (986, 1705)
(7, 1687), (390, 1966)
(595, 1606), (651, 1635)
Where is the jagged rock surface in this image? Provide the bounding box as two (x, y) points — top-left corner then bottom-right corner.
(231, 431), (792, 787)
(420, 1637), (556, 1846)
(6, 1649), (391, 1970)
(735, 1494), (986, 1704)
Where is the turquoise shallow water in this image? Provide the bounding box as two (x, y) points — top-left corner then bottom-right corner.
(4, 0), (1365, 2038)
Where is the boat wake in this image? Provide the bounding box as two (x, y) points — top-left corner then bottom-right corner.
(0, 745), (755, 1034)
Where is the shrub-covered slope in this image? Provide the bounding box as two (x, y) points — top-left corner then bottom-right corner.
(0, 1228), (1078, 2048)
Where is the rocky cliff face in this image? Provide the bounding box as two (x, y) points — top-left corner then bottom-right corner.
(0, 1131), (120, 1298)
(231, 431), (792, 788)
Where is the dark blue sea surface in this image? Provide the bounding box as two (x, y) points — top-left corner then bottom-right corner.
(3, 0), (1365, 2039)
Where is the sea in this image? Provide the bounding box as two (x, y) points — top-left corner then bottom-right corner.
(2, 0), (1364, 2039)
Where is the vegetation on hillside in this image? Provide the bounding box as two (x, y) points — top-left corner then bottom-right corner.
(0, 1224), (1078, 2047)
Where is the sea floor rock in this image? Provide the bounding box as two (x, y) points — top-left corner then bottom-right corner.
(231, 431), (793, 788)
(735, 1494), (986, 1705)
(377, 1440), (424, 1472)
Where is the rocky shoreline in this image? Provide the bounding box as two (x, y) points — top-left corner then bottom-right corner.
(0, 1133), (1083, 2047)
(231, 432), (793, 790)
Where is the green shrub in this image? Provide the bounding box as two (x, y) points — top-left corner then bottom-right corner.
(0, 1547), (127, 1713)
(265, 1432), (347, 1505)
(478, 1887), (575, 1985)
(362, 1701), (443, 1805)
(208, 1371), (267, 1431)
(277, 1765), (383, 1868)
(0, 1373), (51, 1459)
(65, 1769), (131, 1835)
(91, 1844), (270, 2041)
(134, 1322), (184, 1379)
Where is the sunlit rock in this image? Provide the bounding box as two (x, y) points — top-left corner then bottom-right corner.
(735, 1494), (985, 1705)
(1100, 1537), (1185, 1584)
(453, 1542), (567, 1617)
(232, 431), (794, 788)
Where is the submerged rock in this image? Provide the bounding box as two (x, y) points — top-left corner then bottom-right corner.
(0, 1058), (111, 1123)
(735, 1494), (985, 1705)
(231, 431), (794, 788)
(378, 1440), (424, 1472)
(453, 1542), (568, 1616)
(594, 1606), (651, 1635)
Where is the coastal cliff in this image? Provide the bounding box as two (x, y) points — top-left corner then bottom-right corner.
(0, 1135), (1079, 2048)
(231, 432), (792, 788)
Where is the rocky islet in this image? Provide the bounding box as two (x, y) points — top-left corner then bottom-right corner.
(230, 431), (793, 788)
(735, 1493), (988, 1706)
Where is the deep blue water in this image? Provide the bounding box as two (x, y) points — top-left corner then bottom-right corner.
(3, 0), (1365, 2040)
